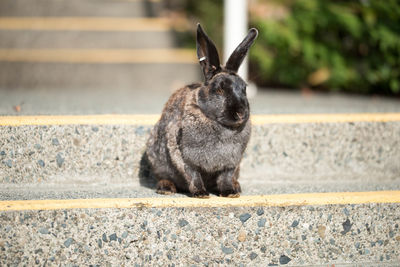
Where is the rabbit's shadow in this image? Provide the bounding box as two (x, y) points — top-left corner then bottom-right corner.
(138, 151), (157, 189)
(139, 151), (196, 197)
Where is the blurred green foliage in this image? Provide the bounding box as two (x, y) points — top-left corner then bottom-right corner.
(184, 0), (400, 95)
(184, 0), (224, 50)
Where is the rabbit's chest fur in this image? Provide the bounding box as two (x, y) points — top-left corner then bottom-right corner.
(181, 121), (250, 172)
(180, 90), (251, 173)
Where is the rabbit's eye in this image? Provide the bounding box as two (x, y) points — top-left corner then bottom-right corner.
(216, 88), (224, 96)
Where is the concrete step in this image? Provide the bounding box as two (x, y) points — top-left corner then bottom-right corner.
(0, 17), (177, 49)
(0, 17), (171, 31)
(1, 114), (399, 192)
(2, 179), (400, 201)
(0, 48), (196, 63)
(1, 86), (400, 116)
(1, 114), (399, 265)
(0, 29), (176, 49)
(0, 5), (197, 91)
(0, 58), (200, 90)
(0, 0), (161, 17)
(1, 192), (400, 265)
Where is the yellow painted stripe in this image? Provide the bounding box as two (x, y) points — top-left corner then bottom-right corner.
(1, 113), (400, 127)
(1, 191), (400, 211)
(0, 114), (160, 126)
(0, 49), (196, 64)
(0, 17), (170, 31)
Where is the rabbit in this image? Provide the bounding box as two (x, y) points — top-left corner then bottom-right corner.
(146, 23), (258, 198)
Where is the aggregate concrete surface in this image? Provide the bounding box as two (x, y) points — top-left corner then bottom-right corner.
(1, 204), (400, 266)
(1, 117), (399, 266)
(1, 122), (399, 193)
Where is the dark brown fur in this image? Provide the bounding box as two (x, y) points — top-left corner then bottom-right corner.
(146, 24), (258, 197)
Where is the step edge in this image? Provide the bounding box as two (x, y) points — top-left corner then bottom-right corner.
(1, 113), (400, 126)
(1, 191), (400, 211)
(0, 48), (197, 63)
(0, 17), (171, 31)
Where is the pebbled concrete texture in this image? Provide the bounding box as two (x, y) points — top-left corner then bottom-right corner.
(1, 122), (399, 188)
(1, 203), (400, 265)
(0, 124), (148, 185)
(246, 121), (400, 181)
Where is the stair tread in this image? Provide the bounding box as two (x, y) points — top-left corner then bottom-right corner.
(0, 0), (154, 17)
(2, 178), (400, 201)
(1, 89), (400, 115)
(0, 30), (177, 49)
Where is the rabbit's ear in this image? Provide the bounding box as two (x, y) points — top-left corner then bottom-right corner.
(225, 28), (258, 73)
(197, 23), (221, 82)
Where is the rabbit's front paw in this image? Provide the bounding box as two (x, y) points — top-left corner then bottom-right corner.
(189, 176), (209, 198)
(219, 180), (241, 198)
(156, 179), (177, 195)
(192, 189), (210, 198)
(190, 184), (210, 198)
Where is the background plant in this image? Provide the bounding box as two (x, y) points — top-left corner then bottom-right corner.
(182, 0), (400, 95)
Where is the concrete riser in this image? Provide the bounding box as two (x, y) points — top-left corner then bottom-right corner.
(0, 62), (201, 90)
(1, 122), (399, 186)
(0, 0), (160, 17)
(1, 203), (399, 265)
